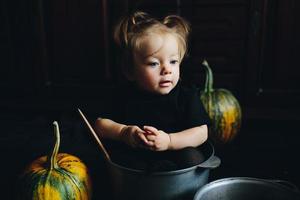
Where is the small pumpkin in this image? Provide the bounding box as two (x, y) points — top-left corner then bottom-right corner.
(17, 121), (92, 200)
(200, 60), (242, 143)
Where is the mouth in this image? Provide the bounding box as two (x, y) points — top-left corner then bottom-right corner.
(159, 80), (172, 87)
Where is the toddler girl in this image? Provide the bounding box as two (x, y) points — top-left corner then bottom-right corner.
(95, 11), (210, 171)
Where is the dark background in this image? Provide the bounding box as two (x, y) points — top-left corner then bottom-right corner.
(1, 0), (300, 199)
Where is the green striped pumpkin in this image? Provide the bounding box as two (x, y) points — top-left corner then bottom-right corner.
(200, 60), (242, 143)
(17, 121), (92, 200)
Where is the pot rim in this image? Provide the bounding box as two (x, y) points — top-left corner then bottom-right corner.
(106, 141), (215, 175)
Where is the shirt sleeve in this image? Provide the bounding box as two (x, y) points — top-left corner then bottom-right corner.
(88, 86), (122, 123)
(181, 87), (211, 129)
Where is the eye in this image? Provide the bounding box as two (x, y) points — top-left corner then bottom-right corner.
(148, 62), (159, 67)
(170, 60), (179, 65)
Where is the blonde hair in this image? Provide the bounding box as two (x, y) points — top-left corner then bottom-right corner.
(114, 11), (190, 77)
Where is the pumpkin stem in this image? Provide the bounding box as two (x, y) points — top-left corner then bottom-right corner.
(202, 59), (214, 93)
(49, 121), (60, 170)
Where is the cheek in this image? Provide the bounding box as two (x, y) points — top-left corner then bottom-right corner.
(136, 68), (157, 85)
(142, 70), (158, 84)
(174, 66), (180, 78)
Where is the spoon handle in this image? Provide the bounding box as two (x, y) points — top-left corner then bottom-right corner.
(78, 108), (111, 161)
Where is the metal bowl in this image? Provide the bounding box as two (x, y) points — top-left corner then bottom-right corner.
(194, 177), (300, 200)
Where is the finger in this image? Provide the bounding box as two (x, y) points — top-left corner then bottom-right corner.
(141, 141), (155, 148)
(137, 132), (151, 145)
(146, 135), (156, 141)
(147, 140), (155, 146)
(143, 126), (159, 135)
(144, 130), (154, 135)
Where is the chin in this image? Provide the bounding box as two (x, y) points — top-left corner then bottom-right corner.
(157, 87), (173, 95)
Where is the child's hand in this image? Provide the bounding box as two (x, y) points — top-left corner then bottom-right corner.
(120, 125), (151, 148)
(143, 126), (171, 151)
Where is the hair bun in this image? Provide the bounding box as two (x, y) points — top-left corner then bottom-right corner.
(130, 11), (150, 25)
(163, 15), (190, 40)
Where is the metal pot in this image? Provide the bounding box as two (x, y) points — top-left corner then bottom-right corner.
(194, 177), (300, 200)
(106, 141), (220, 200)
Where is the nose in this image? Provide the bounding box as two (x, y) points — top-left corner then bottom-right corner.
(161, 63), (172, 75)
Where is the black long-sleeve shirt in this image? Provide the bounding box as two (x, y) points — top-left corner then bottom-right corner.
(102, 82), (210, 133)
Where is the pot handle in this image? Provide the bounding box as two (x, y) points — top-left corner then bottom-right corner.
(197, 155), (221, 169)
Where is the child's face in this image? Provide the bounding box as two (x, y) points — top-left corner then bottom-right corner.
(132, 33), (180, 95)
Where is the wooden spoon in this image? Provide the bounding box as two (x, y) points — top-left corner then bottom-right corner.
(78, 108), (111, 161)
